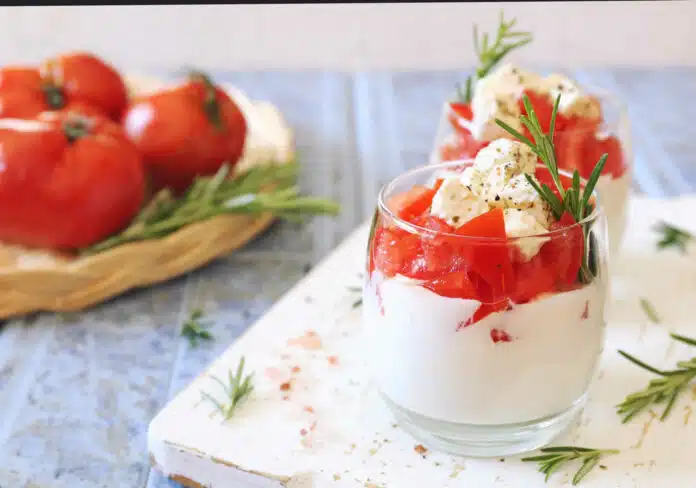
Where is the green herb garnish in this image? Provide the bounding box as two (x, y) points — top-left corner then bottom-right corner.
(83, 161), (341, 254)
(201, 356), (254, 421)
(639, 298), (660, 324)
(181, 308), (214, 347)
(522, 446), (619, 485)
(617, 332), (696, 423)
(495, 93), (607, 283)
(458, 11), (533, 104)
(654, 221), (692, 253)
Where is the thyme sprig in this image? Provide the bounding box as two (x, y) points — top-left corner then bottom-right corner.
(82, 161), (340, 255)
(617, 332), (696, 423)
(494, 93), (607, 283)
(458, 11), (533, 103)
(181, 308), (214, 347)
(522, 446), (619, 485)
(200, 356), (254, 421)
(654, 221), (692, 253)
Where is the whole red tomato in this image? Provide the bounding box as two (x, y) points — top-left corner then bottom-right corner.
(0, 52), (129, 121)
(0, 113), (145, 250)
(122, 71), (247, 193)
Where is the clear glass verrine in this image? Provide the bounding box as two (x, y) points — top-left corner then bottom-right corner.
(363, 161), (610, 457)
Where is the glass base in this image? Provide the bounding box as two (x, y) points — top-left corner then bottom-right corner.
(382, 393), (586, 458)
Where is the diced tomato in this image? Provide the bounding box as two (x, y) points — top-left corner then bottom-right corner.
(448, 102), (474, 135)
(386, 185), (436, 222)
(432, 178), (445, 193)
(534, 166), (577, 201)
(422, 271), (478, 300)
(540, 212), (585, 286)
(454, 208), (512, 299)
(490, 328), (512, 343)
(586, 134), (626, 179)
(510, 254), (557, 304)
(440, 131), (490, 162)
(450, 102), (473, 122)
(371, 226), (423, 278)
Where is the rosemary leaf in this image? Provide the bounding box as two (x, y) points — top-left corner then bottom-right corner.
(522, 447), (618, 486)
(639, 298), (660, 324)
(201, 356), (254, 421)
(653, 221), (692, 253)
(82, 161), (340, 255)
(616, 333), (696, 423)
(459, 11), (533, 104)
(181, 308), (214, 347)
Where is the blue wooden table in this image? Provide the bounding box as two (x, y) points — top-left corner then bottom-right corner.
(0, 69), (694, 488)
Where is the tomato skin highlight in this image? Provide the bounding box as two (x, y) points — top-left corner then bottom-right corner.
(122, 76), (248, 193)
(0, 113), (146, 250)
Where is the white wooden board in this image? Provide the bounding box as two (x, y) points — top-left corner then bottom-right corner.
(148, 194), (696, 488)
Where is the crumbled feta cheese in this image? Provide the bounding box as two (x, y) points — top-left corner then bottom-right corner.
(430, 177), (488, 227)
(459, 166), (485, 193)
(544, 74), (601, 120)
(475, 139), (537, 183)
(470, 64), (544, 141)
(469, 64), (599, 142)
(494, 173), (552, 227)
(503, 208), (551, 261)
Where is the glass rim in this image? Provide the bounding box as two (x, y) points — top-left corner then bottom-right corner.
(447, 82), (627, 135)
(377, 160), (604, 243)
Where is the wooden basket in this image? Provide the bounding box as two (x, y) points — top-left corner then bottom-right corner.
(0, 75), (292, 319)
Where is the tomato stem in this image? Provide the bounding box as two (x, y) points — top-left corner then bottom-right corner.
(189, 70), (224, 131)
(62, 117), (92, 143)
(41, 83), (65, 110)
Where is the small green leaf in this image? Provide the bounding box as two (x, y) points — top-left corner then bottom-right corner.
(549, 94), (561, 139)
(572, 456), (599, 485)
(639, 297), (660, 324)
(670, 332), (696, 347)
(582, 153), (608, 210)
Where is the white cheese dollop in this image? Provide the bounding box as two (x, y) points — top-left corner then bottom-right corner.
(431, 139), (552, 260)
(503, 208), (551, 261)
(430, 177), (488, 227)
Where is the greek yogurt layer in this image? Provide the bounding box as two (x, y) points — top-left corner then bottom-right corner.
(364, 272), (605, 425)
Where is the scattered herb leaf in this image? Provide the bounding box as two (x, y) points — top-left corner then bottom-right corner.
(181, 308), (214, 347)
(617, 332), (696, 422)
(522, 446), (619, 485)
(200, 356), (254, 420)
(639, 298), (660, 324)
(654, 221), (692, 253)
(83, 161), (341, 254)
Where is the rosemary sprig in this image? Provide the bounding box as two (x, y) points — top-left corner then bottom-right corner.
(200, 356), (254, 421)
(181, 308), (214, 347)
(522, 446), (619, 485)
(654, 221), (692, 253)
(82, 161), (340, 255)
(458, 11), (533, 103)
(617, 332), (696, 423)
(639, 298), (660, 324)
(495, 94), (607, 283)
